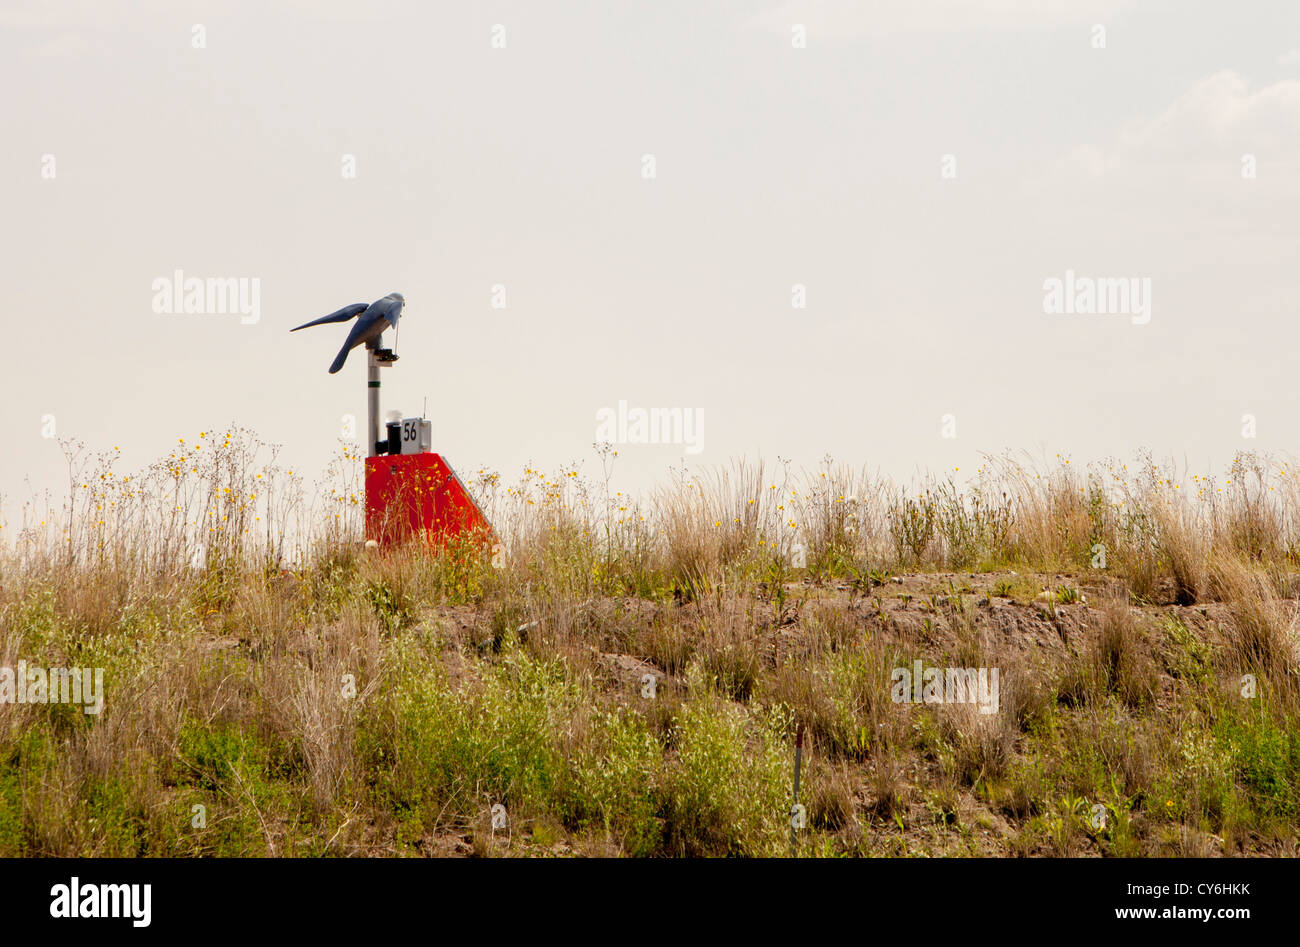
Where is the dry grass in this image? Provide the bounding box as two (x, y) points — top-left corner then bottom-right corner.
(0, 435), (1298, 856)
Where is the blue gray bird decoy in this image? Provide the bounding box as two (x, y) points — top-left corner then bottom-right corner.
(291, 292), (405, 373)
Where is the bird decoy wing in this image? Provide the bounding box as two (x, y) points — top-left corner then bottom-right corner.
(291, 302), (370, 332)
(327, 312), (385, 373)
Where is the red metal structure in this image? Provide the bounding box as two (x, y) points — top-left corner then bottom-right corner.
(364, 452), (493, 546)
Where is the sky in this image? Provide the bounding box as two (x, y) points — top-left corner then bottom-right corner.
(3, 0), (1299, 520)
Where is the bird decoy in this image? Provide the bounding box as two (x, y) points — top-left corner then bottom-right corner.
(291, 292), (405, 373)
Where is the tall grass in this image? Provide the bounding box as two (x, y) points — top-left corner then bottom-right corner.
(0, 433), (1297, 856)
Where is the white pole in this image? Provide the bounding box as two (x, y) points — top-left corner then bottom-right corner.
(367, 348), (381, 457)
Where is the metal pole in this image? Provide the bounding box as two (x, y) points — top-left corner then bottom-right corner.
(367, 348), (381, 457)
(791, 723), (804, 857)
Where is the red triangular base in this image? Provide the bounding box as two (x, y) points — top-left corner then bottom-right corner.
(364, 453), (493, 547)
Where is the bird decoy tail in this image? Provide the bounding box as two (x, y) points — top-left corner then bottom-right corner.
(328, 344), (351, 374)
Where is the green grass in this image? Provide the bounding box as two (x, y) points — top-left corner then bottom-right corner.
(3, 441), (1299, 856)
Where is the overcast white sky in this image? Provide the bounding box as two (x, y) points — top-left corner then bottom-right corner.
(3, 0), (1298, 516)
